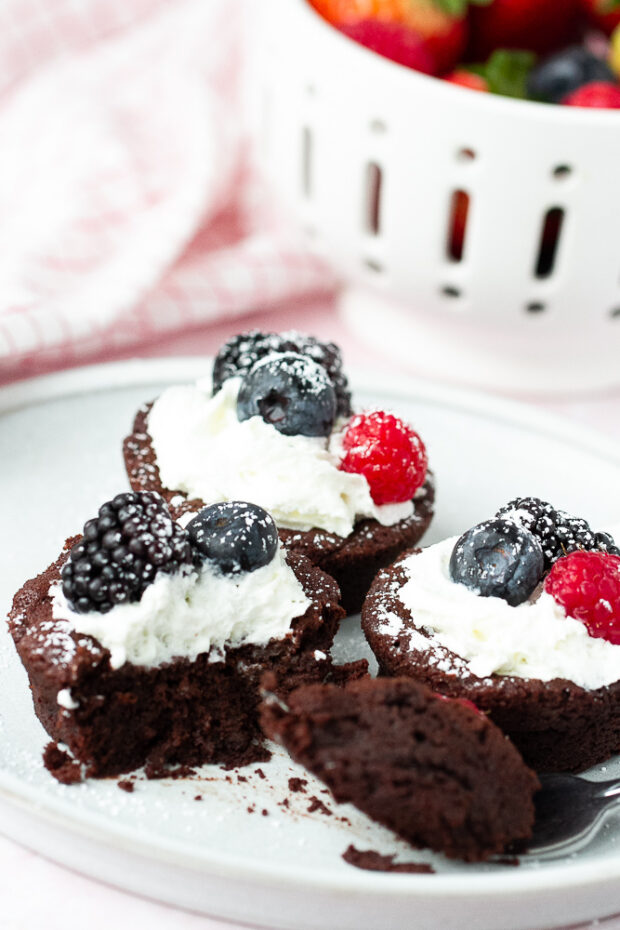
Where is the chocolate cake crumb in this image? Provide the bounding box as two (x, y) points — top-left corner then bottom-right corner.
(343, 846), (435, 874)
(247, 805), (255, 814)
(308, 796), (332, 816)
(279, 798), (290, 808)
(255, 768), (266, 779)
(237, 774), (248, 783)
(117, 779), (134, 793)
(43, 742), (82, 785)
(261, 809), (269, 816)
(288, 777), (307, 793)
(194, 795), (203, 801)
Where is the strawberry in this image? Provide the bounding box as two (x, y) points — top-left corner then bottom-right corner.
(467, 0), (583, 60)
(309, 0), (493, 74)
(338, 19), (436, 71)
(581, 0), (620, 36)
(444, 69), (489, 88)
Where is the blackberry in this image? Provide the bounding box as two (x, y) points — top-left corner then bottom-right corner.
(527, 47), (616, 104)
(186, 501), (279, 574)
(61, 492), (192, 614)
(496, 497), (620, 570)
(449, 519), (544, 607)
(212, 330), (352, 418)
(237, 353), (337, 438)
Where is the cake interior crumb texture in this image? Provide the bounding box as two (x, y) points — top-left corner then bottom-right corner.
(261, 676), (539, 862)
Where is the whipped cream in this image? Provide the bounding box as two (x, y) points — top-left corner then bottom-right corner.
(147, 377), (413, 538)
(52, 543), (311, 670)
(393, 537), (620, 691)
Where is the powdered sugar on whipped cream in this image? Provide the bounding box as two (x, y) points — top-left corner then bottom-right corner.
(394, 537), (620, 691)
(146, 377), (413, 538)
(52, 543), (310, 670)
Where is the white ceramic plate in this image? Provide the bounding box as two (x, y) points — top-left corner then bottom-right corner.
(2, 358), (620, 930)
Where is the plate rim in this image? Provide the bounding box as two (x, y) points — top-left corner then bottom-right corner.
(3, 356), (620, 903)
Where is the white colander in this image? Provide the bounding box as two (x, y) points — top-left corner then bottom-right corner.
(254, 0), (620, 394)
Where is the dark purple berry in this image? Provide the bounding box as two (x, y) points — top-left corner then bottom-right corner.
(496, 497), (619, 569)
(212, 330), (352, 418)
(527, 47), (616, 104)
(61, 492), (192, 614)
(186, 502), (278, 575)
(237, 353), (336, 438)
(449, 519), (544, 607)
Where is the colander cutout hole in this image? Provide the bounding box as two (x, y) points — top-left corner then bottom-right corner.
(370, 119), (387, 134)
(365, 162), (383, 236)
(446, 190), (470, 262)
(526, 302), (546, 314)
(364, 258), (384, 273)
(534, 207), (565, 279)
(441, 285), (462, 299)
(552, 165), (572, 180)
(610, 307), (620, 319)
(457, 147), (476, 162)
(302, 127), (313, 198)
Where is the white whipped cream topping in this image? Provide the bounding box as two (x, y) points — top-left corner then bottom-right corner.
(52, 544), (311, 670)
(147, 377), (413, 538)
(395, 537), (620, 690)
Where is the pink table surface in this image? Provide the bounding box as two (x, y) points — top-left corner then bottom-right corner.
(4, 296), (620, 930)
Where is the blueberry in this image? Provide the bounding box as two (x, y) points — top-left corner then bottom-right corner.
(237, 353), (336, 438)
(186, 502), (279, 574)
(527, 47), (616, 104)
(449, 519), (544, 607)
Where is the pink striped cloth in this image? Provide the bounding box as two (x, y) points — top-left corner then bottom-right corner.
(0, 0), (335, 385)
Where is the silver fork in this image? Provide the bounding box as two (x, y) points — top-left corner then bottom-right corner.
(522, 773), (620, 858)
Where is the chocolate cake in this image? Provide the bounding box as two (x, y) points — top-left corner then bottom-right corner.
(260, 676), (539, 862)
(122, 402), (435, 615)
(362, 548), (620, 773)
(9, 536), (347, 780)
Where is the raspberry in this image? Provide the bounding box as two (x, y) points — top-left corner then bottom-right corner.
(339, 411), (427, 505)
(545, 550), (620, 644)
(61, 492), (192, 614)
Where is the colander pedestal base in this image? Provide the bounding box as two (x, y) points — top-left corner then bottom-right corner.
(340, 285), (619, 397)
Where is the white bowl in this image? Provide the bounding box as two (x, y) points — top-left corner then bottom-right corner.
(254, 0), (620, 394)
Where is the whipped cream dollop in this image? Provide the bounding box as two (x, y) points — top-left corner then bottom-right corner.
(52, 543), (311, 670)
(147, 377), (413, 537)
(392, 537), (620, 691)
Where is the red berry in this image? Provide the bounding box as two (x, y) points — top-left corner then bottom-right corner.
(444, 70), (489, 91)
(545, 550), (620, 644)
(339, 411), (428, 506)
(563, 80), (620, 107)
(467, 0), (582, 60)
(338, 20), (436, 73)
(434, 692), (482, 715)
(581, 0), (620, 37)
